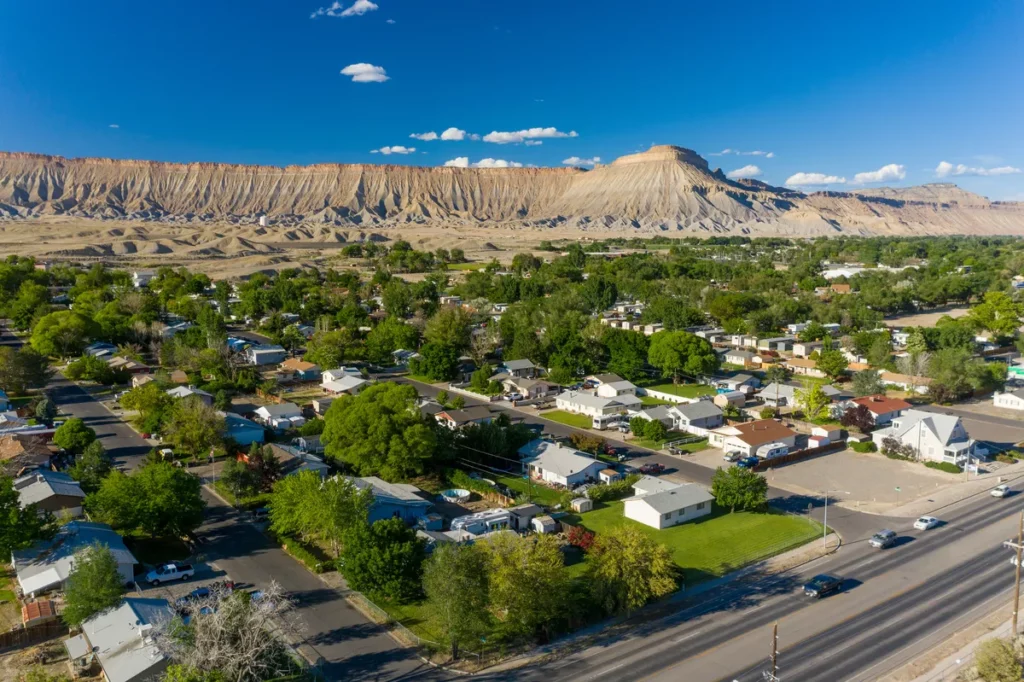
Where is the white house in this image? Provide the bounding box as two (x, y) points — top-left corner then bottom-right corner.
(165, 385), (214, 405)
(322, 375), (369, 396)
(792, 342), (824, 359)
(502, 376), (557, 400)
(555, 391), (642, 419)
(871, 409), (975, 464)
(322, 368), (362, 384)
(994, 388), (1024, 411)
(13, 522), (136, 596)
(623, 480), (714, 530)
(500, 359), (538, 378)
(246, 344), (288, 366)
(709, 419), (799, 458)
(879, 372), (932, 395)
(724, 350), (756, 367)
(518, 439), (606, 487)
(254, 403), (305, 430)
(132, 270), (156, 289)
(668, 401), (724, 435)
(596, 380), (637, 398)
(65, 598), (174, 682)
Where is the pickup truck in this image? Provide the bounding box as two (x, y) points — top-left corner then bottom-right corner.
(146, 562), (195, 585)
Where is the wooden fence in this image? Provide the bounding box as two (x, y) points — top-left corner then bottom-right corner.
(753, 441), (846, 472)
(0, 621), (68, 654)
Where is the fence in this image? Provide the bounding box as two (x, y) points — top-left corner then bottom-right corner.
(343, 589), (441, 652)
(0, 621), (68, 654)
(637, 388), (699, 405)
(753, 441), (845, 471)
(445, 384), (500, 403)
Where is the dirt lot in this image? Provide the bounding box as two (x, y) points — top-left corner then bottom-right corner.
(883, 306), (969, 328)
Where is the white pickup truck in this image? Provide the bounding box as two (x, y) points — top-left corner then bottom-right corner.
(146, 562), (195, 585)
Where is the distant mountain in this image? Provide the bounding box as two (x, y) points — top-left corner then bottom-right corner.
(2, 146), (1022, 237)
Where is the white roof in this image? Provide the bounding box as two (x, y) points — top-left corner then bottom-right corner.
(13, 522), (136, 595)
(886, 409), (970, 447)
(518, 439), (601, 478)
(323, 376), (368, 392)
(255, 402), (302, 418)
(632, 475), (682, 496)
(557, 390), (641, 410)
(350, 476), (431, 507)
(81, 598), (173, 682)
(14, 469), (85, 507)
(604, 380), (637, 392)
(165, 386), (212, 399)
(624, 483), (714, 514)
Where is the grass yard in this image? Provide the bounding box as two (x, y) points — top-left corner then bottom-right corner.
(570, 502), (822, 584)
(639, 395), (674, 406)
(381, 599), (446, 644)
(540, 410), (593, 429)
(642, 383), (716, 399)
(446, 262), (485, 271)
(495, 474), (564, 507)
(668, 438), (709, 453)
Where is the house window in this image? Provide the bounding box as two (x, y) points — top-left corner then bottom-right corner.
(696, 502), (705, 510)
(663, 513), (671, 520)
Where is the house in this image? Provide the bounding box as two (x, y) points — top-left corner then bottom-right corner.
(502, 376), (557, 400)
(709, 419), (799, 458)
(555, 390), (641, 421)
(322, 367), (362, 384)
(844, 395), (912, 426)
(435, 406), (494, 429)
(14, 469), (85, 517)
(759, 382), (845, 408)
(831, 283), (852, 295)
(519, 439), (606, 487)
(786, 322), (809, 335)
(13, 521), (136, 596)
(0, 389), (9, 412)
(294, 435), (324, 454)
(391, 349), (420, 367)
(757, 336), (795, 352)
(871, 409), (975, 464)
(596, 380), (638, 398)
(279, 358), (321, 382)
(792, 342), (824, 359)
(64, 598), (174, 682)
(623, 480), (714, 530)
(634, 405), (675, 428)
(724, 350), (756, 367)
(713, 391), (746, 409)
(161, 321), (194, 339)
(0, 434), (52, 472)
(450, 509), (512, 537)
(106, 357), (151, 375)
(165, 385), (214, 405)
(264, 444), (329, 478)
(245, 344), (288, 366)
(785, 358), (827, 379)
(880, 371), (932, 395)
(322, 375), (370, 396)
(312, 398), (335, 416)
(994, 388), (1024, 411)
(669, 401), (724, 435)
(222, 412), (266, 447)
(254, 403), (305, 430)
(719, 373), (761, 391)
(130, 374), (155, 390)
(132, 270), (156, 289)
(83, 342), (118, 358)
(586, 373), (624, 386)
(168, 369), (189, 384)
(500, 359), (538, 379)
(508, 503), (542, 531)
(350, 476), (432, 524)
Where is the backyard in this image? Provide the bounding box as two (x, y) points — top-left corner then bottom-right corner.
(495, 474), (564, 507)
(569, 502), (823, 584)
(540, 410), (592, 429)
(641, 383), (717, 399)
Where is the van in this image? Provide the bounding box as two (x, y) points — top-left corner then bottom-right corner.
(756, 442), (789, 460)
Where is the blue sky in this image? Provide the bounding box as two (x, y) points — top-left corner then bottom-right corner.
(1, 0), (1022, 198)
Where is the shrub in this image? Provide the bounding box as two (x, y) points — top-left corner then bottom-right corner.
(272, 532), (331, 573)
(587, 474), (641, 502)
(566, 525), (595, 552)
(924, 461), (961, 474)
(447, 469), (500, 498)
(759, 407), (778, 420)
(850, 441), (877, 453)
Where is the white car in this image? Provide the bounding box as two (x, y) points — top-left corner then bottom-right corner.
(992, 485), (1012, 498)
(913, 516), (940, 530)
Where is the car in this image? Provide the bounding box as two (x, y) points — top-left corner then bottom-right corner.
(616, 424), (631, 434)
(869, 529), (898, 549)
(992, 485), (1012, 498)
(145, 562), (195, 585)
(735, 456), (760, 469)
(803, 574), (844, 598)
(639, 463), (665, 475)
(506, 392), (524, 401)
(175, 587), (211, 607)
(723, 451), (743, 462)
(914, 516), (940, 531)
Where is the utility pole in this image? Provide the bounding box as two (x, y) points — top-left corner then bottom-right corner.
(1005, 511), (1024, 635)
(762, 622), (780, 682)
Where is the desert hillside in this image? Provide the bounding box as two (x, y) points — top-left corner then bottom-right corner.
(1, 145), (1023, 239)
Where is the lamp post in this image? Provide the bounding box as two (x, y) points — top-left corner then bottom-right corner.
(821, 489), (850, 547)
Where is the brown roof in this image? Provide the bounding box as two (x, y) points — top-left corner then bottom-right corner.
(0, 434), (50, 467)
(851, 394), (912, 415)
(22, 600), (57, 624)
(785, 358), (819, 369)
(730, 419), (797, 447)
(169, 369), (189, 384)
(280, 358), (318, 372)
(846, 362), (872, 372)
(830, 284), (852, 294)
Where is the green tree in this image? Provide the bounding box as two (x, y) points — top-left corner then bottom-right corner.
(269, 471), (371, 557)
(68, 441), (113, 494)
(798, 322), (827, 342)
(424, 306), (473, 351)
(342, 518), (425, 603)
(967, 292), (1024, 340)
(647, 331), (719, 383)
(851, 369), (886, 397)
(974, 638), (1022, 682)
(0, 346), (53, 394)
(795, 383), (831, 421)
(304, 329), (356, 370)
(164, 396), (226, 457)
(88, 462), (205, 537)
(121, 382), (172, 423)
(815, 348), (849, 380)
(0, 476), (56, 556)
(604, 328), (650, 381)
(323, 383), (438, 479)
(30, 310), (95, 359)
(365, 317), (420, 365)
(62, 543), (125, 627)
(423, 543), (491, 660)
(53, 418), (97, 454)
(711, 466), (768, 512)
(643, 418), (668, 443)
(905, 328), (930, 356)
(589, 525), (677, 614)
(220, 458), (261, 500)
(409, 342), (460, 381)
(64, 354), (116, 384)
(33, 396), (57, 426)
(485, 533), (568, 641)
(762, 364), (789, 384)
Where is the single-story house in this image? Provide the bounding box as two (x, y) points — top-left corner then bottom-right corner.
(312, 398), (335, 416)
(713, 391), (746, 409)
(880, 371), (932, 395)
(13, 521), (136, 596)
(500, 359), (539, 379)
(254, 403), (306, 430)
(106, 357), (151, 375)
(165, 385), (214, 405)
(994, 388), (1024, 411)
(709, 419), (799, 458)
(161, 321), (194, 339)
(599, 468), (622, 483)
(634, 405), (675, 428)
(531, 515), (558, 534)
(785, 358), (827, 379)
(757, 336), (795, 352)
(844, 394), (912, 426)
(14, 469), (85, 517)
(596, 380), (638, 398)
(65, 598), (174, 682)
(792, 342), (824, 359)
(131, 374), (155, 389)
(719, 373), (761, 391)
(519, 439), (606, 488)
(871, 409), (975, 464)
(631, 475), (681, 496)
(349, 476), (432, 524)
(279, 358), (321, 382)
(724, 350), (756, 367)
(0, 434), (51, 472)
(508, 503), (542, 532)
(435, 406), (494, 429)
(555, 390), (642, 419)
(246, 344), (288, 366)
(502, 376), (558, 400)
(222, 412), (266, 447)
(322, 375), (370, 396)
(759, 382), (845, 408)
(669, 401), (724, 435)
(623, 481), (714, 530)
(322, 367), (362, 384)
(294, 435), (324, 454)
(585, 373), (624, 386)
(83, 342), (118, 358)
(132, 270), (156, 289)
(265, 444), (329, 478)
(391, 349), (420, 367)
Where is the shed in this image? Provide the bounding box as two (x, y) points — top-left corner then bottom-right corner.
(22, 599), (57, 627)
(531, 515), (557, 534)
(571, 497), (593, 513)
(598, 468), (621, 483)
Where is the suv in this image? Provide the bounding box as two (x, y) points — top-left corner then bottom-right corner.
(992, 485), (1011, 498)
(803, 574), (844, 598)
(735, 456), (760, 469)
(145, 562), (195, 585)
(723, 451), (743, 463)
(869, 529), (898, 549)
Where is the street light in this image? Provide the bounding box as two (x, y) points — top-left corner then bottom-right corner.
(821, 489), (850, 548)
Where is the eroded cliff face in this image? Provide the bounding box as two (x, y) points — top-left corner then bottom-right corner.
(2, 146), (1022, 236)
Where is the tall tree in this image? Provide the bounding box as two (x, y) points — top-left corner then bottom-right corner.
(647, 331), (719, 383)
(88, 462), (205, 538)
(164, 396), (226, 457)
(424, 306), (473, 351)
(342, 518), (425, 603)
(423, 543), (491, 660)
(53, 418), (97, 454)
(794, 383), (831, 421)
(850, 369), (886, 397)
(0, 476), (56, 556)
(69, 440), (113, 494)
(365, 317), (420, 365)
(485, 533), (569, 641)
(815, 347), (849, 379)
(30, 310), (95, 359)
(62, 543), (125, 627)
(604, 328), (650, 381)
(711, 466), (768, 512)
(269, 471), (371, 557)
(588, 526), (677, 614)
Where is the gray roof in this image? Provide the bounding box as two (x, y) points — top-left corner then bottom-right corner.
(632, 475), (682, 496)
(13, 522), (136, 595)
(509, 503), (542, 518)
(886, 409), (970, 447)
(257, 402), (302, 417)
(726, 350), (756, 359)
(625, 483), (714, 514)
(640, 405), (674, 421)
(14, 469), (85, 507)
(502, 359), (536, 371)
(518, 439), (602, 478)
(557, 390), (641, 410)
(248, 344), (286, 353)
(590, 373), (624, 384)
(439, 406), (493, 424)
(81, 598), (173, 682)
(165, 386), (212, 399)
(672, 401), (723, 421)
(350, 476), (431, 507)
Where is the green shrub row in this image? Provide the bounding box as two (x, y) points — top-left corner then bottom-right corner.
(447, 469), (501, 497)
(269, 531), (332, 573)
(924, 461), (962, 474)
(850, 441), (877, 453)
(587, 473), (641, 502)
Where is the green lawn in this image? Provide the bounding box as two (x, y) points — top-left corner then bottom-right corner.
(446, 262), (485, 271)
(570, 502), (823, 584)
(540, 410), (592, 429)
(380, 599), (446, 644)
(667, 438), (709, 453)
(495, 474), (564, 507)
(642, 383), (716, 399)
(639, 395), (673, 406)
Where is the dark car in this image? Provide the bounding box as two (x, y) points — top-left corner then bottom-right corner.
(803, 574), (844, 598)
(640, 463), (665, 475)
(735, 456), (760, 469)
(175, 587), (211, 608)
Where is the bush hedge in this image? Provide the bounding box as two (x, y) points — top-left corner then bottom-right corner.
(272, 532), (332, 573)
(924, 461), (962, 474)
(850, 441), (877, 453)
(447, 469), (498, 497)
(587, 473), (641, 502)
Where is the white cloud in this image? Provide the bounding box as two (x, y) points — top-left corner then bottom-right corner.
(386, 18), (395, 24)
(562, 156), (601, 167)
(853, 163), (906, 184)
(482, 127), (578, 144)
(935, 160), (1022, 178)
(524, 140), (543, 146)
(444, 157), (523, 168)
(340, 63), (389, 83)
(785, 172), (847, 186)
(372, 145), (416, 155)
(440, 127), (467, 141)
(709, 149), (774, 158)
(410, 131), (438, 141)
(311, 0), (377, 18)
(108, 124), (119, 129)
(726, 164), (762, 179)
